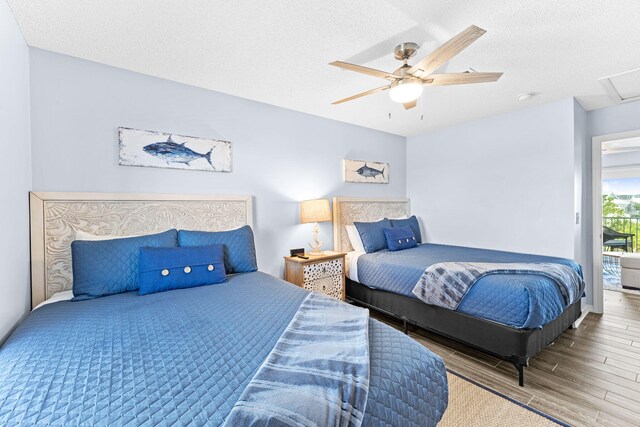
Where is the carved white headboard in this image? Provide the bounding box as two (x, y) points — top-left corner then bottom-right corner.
(29, 192), (253, 308)
(333, 197), (410, 253)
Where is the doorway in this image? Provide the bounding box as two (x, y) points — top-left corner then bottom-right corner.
(592, 130), (640, 313)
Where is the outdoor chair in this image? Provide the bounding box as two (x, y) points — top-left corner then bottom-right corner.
(603, 226), (634, 252)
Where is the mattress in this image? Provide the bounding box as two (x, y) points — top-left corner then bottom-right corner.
(0, 271), (448, 426)
(356, 243), (584, 329)
(346, 250), (365, 281)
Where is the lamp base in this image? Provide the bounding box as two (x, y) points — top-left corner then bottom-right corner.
(308, 222), (323, 255)
(307, 249), (325, 257)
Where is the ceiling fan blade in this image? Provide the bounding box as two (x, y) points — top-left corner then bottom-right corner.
(423, 72), (503, 86)
(408, 25), (486, 78)
(403, 100), (417, 110)
(332, 85), (390, 105)
(330, 61), (397, 80)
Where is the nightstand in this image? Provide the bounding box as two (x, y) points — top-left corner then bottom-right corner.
(284, 251), (346, 301)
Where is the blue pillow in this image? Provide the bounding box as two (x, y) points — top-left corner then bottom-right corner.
(354, 219), (392, 253)
(390, 215), (422, 244)
(138, 245), (226, 295)
(72, 229), (178, 301)
(384, 226), (418, 251)
(178, 225), (258, 273)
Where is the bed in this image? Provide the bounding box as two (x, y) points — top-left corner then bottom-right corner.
(0, 192), (448, 426)
(333, 197), (584, 386)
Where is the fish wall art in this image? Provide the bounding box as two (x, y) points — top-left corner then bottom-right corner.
(119, 127), (231, 172)
(344, 159), (389, 184)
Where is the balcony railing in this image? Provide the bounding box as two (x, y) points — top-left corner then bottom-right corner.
(603, 216), (640, 252)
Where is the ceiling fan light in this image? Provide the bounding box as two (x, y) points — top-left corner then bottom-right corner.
(389, 79), (423, 103)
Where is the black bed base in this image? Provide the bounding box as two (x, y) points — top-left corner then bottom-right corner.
(346, 279), (582, 387)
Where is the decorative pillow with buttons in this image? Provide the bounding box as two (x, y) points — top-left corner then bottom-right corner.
(138, 245), (226, 295)
(383, 226), (418, 251)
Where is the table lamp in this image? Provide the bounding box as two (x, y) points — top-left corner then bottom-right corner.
(300, 199), (332, 255)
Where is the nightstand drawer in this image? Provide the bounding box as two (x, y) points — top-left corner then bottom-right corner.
(304, 274), (343, 300)
(303, 259), (342, 281)
(284, 252), (346, 301)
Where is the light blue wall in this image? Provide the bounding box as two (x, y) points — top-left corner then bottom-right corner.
(407, 99), (577, 259)
(588, 100), (640, 138)
(28, 48), (406, 278)
(0, 2), (31, 343)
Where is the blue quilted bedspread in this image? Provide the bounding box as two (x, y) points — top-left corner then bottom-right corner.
(357, 244), (584, 329)
(0, 272), (447, 426)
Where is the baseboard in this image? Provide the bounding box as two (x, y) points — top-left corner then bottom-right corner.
(573, 304), (592, 328)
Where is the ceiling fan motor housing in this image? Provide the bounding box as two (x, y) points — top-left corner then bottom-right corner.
(394, 42), (420, 61)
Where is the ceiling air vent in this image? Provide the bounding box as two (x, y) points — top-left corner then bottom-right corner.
(600, 67), (640, 104)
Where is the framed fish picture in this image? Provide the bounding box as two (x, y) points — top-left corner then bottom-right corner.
(344, 159), (388, 184)
(118, 127), (231, 172)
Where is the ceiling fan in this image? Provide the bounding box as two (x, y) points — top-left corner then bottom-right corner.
(330, 25), (503, 110)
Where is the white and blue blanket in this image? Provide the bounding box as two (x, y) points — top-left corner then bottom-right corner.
(413, 262), (584, 311)
(224, 292), (370, 427)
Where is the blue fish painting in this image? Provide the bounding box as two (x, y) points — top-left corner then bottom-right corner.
(344, 159), (389, 184)
(119, 127), (232, 172)
(143, 136), (214, 168)
(356, 163), (385, 179)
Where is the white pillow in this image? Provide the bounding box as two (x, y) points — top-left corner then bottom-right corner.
(388, 215), (409, 220)
(74, 230), (142, 241)
(345, 225), (365, 252)
(33, 290), (74, 311)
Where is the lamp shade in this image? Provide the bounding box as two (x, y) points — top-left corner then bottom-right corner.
(300, 199), (332, 224)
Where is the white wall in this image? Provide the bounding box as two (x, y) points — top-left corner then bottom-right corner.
(603, 150), (640, 169)
(28, 48), (406, 278)
(593, 100), (640, 173)
(586, 100), (640, 307)
(0, 1), (31, 343)
(573, 100), (592, 303)
(407, 99), (577, 259)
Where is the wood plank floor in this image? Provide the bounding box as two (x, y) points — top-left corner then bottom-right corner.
(374, 290), (640, 427)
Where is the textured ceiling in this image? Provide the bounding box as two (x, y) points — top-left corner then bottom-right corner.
(8, 0), (640, 136)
